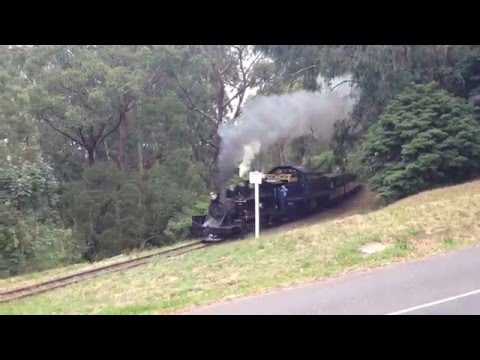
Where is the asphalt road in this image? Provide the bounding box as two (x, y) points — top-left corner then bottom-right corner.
(182, 245), (480, 315)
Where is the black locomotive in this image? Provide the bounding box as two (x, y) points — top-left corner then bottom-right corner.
(191, 165), (361, 242)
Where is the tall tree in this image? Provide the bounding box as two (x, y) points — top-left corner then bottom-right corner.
(174, 45), (265, 187)
(0, 46), (62, 275)
(24, 45), (152, 168)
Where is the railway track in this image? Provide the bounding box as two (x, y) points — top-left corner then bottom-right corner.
(0, 241), (212, 304)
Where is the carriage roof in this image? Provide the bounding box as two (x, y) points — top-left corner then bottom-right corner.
(268, 165), (323, 175)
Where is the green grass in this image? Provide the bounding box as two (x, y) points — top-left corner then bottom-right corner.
(2, 181), (480, 315)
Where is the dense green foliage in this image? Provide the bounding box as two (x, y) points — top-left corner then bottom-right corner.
(360, 83), (480, 202)
(2, 45), (480, 277)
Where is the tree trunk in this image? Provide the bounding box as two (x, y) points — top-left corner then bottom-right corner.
(117, 111), (127, 171)
(137, 138), (144, 176)
(87, 147), (95, 166)
(104, 139), (110, 161)
(134, 105), (143, 175)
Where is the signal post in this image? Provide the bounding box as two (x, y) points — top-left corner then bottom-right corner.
(249, 171), (264, 239)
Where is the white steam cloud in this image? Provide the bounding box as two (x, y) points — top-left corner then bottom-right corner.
(218, 74), (359, 182)
(238, 140), (261, 178)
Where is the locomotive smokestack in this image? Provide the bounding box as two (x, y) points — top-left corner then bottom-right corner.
(219, 185), (226, 203)
(213, 173), (227, 202)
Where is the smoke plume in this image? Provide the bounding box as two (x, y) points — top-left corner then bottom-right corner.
(238, 140), (261, 178)
(217, 74), (359, 183)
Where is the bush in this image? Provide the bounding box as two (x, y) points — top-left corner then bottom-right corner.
(64, 158), (208, 261)
(359, 82), (480, 203)
(0, 143), (75, 276)
(0, 215), (77, 277)
(309, 150), (335, 172)
(164, 198), (210, 243)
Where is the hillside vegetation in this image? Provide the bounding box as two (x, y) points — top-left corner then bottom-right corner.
(1, 180), (479, 315)
(3, 45), (480, 278)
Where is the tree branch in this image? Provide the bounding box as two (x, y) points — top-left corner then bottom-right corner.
(94, 124), (106, 143)
(78, 127), (86, 145)
(125, 98), (135, 112)
(290, 64), (317, 78)
(41, 117), (87, 147)
(330, 79), (359, 91)
(98, 116), (122, 144)
(245, 53), (262, 74)
(226, 46), (262, 118)
(198, 46), (218, 70)
(174, 74), (217, 124)
(203, 136), (219, 149)
(60, 82), (100, 116)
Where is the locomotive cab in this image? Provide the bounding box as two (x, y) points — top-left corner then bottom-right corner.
(265, 165), (316, 217)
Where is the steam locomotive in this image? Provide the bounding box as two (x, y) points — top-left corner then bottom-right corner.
(191, 165), (361, 242)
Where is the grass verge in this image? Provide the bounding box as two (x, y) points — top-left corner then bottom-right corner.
(0, 239), (200, 290)
(1, 181), (480, 314)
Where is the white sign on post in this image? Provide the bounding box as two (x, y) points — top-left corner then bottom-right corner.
(249, 171), (263, 239)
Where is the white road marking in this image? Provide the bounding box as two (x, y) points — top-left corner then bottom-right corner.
(386, 288), (480, 315)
